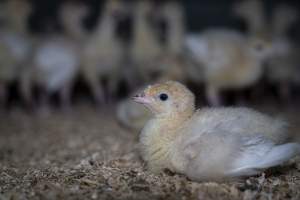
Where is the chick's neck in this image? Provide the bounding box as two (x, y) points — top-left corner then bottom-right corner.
(156, 105), (195, 128)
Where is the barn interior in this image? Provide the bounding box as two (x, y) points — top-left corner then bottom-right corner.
(1, 0), (300, 199)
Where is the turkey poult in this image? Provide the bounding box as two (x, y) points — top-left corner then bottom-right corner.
(22, 2), (89, 111)
(130, 0), (163, 83)
(184, 0), (274, 106)
(0, 0), (33, 108)
(30, 37), (80, 110)
(133, 81), (300, 181)
(185, 30), (273, 106)
(234, 0), (300, 102)
(81, 0), (128, 105)
(267, 5), (300, 101)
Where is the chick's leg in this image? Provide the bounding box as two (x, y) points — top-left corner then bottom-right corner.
(19, 72), (35, 111)
(38, 85), (53, 115)
(84, 71), (105, 106)
(106, 72), (120, 104)
(59, 81), (73, 112)
(0, 82), (7, 111)
(206, 85), (222, 106)
(278, 81), (291, 104)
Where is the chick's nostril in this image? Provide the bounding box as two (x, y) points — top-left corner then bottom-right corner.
(133, 92), (145, 98)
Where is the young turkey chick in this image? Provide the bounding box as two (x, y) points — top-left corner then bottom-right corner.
(130, 0), (164, 83)
(0, 0), (33, 108)
(30, 37), (80, 111)
(133, 81), (300, 181)
(267, 5), (300, 102)
(22, 2), (89, 111)
(81, 0), (127, 105)
(185, 30), (273, 106)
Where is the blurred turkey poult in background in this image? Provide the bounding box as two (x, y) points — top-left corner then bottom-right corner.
(0, 1), (299, 119)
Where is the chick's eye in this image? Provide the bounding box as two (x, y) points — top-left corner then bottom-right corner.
(159, 93), (168, 101)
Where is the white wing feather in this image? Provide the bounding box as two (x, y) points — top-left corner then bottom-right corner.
(227, 136), (300, 177)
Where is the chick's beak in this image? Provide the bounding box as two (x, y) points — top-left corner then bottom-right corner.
(132, 92), (151, 104)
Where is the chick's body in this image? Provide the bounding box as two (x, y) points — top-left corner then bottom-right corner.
(134, 81), (299, 181)
(0, 0), (32, 82)
(0, 0), (33, 106)
(81, 0), (126, 103)
(32, 36), (79, 92)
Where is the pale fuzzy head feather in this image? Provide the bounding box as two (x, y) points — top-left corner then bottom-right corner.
(138, 81), (195, 118)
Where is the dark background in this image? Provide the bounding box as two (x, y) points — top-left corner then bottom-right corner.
(26, 0), (300, 41)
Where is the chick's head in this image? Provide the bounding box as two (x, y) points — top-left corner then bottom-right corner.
(247, 35), (274, 60)
(133, 81), (195, 117)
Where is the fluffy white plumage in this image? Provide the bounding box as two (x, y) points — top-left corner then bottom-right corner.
(1, 31), (31, 64)
(134, 81), (300, 181)
(33, 37), (79, 92)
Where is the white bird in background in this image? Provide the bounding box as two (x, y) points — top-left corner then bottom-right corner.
(133, 81), (300, 181)
(0, 0), (33, 108)
(130, 0), (164, 84)
(184, 0), (275, 106)
(32, 37), (80, 110)
(81, 0), (128, 105)
(185, 29), (273, 106)
(117, 88), (151, 131)
(267, 4), (300, 102)
(22, 1), (89, 111)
